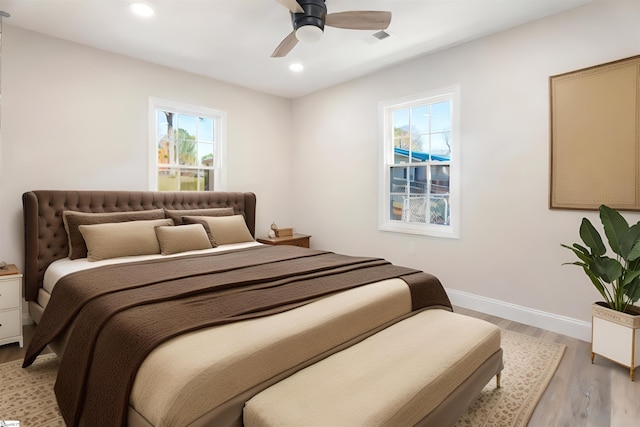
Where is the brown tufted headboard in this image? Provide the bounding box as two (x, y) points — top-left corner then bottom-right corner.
(22, 190), (257, 301)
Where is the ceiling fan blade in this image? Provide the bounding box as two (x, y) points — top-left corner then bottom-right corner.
(325, 11), (392, 30)
(276, 0), (304, 14)
(271, 31), (299, 57)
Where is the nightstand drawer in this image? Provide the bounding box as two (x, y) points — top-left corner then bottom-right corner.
(0, 278), (20, 310)
(0, 309), (21, 339)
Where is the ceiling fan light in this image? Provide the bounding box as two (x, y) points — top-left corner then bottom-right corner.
(289, 63), (304, 72)
(130, 3), (155, 18)
(295, 25), (323, 43)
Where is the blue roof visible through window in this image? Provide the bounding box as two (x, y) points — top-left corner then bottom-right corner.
(394, 148), (449, 162)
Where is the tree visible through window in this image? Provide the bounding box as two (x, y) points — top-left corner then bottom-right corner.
(150, 98), (225, 191)
(379, 86), (460, 238)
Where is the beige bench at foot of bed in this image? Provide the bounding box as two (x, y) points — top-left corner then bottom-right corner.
(244, 309), (503, 427)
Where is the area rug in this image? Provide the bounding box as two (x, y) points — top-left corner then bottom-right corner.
(455, 330), (566, 427)
(0, 329), (564, 427)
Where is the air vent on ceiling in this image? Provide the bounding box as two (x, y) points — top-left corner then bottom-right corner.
(372, 30), (391, 40)
(358, 30), (392, 45)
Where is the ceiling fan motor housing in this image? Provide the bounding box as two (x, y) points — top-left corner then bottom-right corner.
(290, 0), (327, 32)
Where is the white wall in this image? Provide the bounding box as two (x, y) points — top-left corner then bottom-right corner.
(2, 1), (639, 339)
(0, 26), (295, 270)
(291, 0), (640, 338)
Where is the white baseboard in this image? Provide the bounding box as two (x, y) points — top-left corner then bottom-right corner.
(446, 288), (591, 342)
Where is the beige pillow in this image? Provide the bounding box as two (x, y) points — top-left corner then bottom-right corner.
(63, 209), (165, 259)
(163, 207), (235, 225)
(155, 224), (212, 255)
(79, 218), (173, 262)
(183, 215), (254, 246)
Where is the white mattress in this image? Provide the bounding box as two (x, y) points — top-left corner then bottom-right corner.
(41, 241), (263, 296)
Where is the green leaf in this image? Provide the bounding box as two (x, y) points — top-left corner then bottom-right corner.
(624, 276), (640, 303)
(622, 269), (640, 286)
(572, 243), (590, 255)
(583, 267), (612, 304)
(600, 205), (629, 256)
(562, 261), (588, 268)
(589, 256), (623, 283)
(561, 243), (594, 265)
(579, 217), (606, 256)
(623, 223), (640, 261)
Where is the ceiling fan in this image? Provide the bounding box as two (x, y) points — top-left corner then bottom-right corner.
(272, 0), (392, 57)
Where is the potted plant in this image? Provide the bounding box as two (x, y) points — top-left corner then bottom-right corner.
(562, 204), (640, 381)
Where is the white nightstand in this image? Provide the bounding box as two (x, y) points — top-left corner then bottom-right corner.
(0, 264), (23, 348)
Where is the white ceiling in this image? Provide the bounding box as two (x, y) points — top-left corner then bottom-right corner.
(0, 0), (593, 98)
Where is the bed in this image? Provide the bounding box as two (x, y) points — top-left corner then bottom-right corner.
(21, 190), (503, 427)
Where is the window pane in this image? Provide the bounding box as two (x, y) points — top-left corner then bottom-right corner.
(158, 167), (179, 191)
(403, 196), (428, 223)
(157, 139), (170, 165)
(157, 110), (170, 142)
(179, 169), (198, 191)
(411, 105), (429, 134)
(431, 101), (451, 132)
(430, 164), (450, 195)
(199, 117), (214, 143)
(393, 109), (409, 131)
(198, 142), (214, 167)
(177, 114), (196, 137)
(390, 166), (407, 193)
(158, 111), (175, 164)
(431, 132), (451, 157)
(409, 166), (427, 195)
(394, 135), (410, 150)
(390, 195), (405, 221)
(393, 109), (410, 164)
(394, 147), (408, 164)
(411, 135), (428, 159)
(178, 139), (197, 166)
(430, 195), (450, 225)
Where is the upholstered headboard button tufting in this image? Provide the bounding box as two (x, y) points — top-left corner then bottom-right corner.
(22, 190), (257, 301)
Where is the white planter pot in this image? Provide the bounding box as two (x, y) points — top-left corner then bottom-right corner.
(591, 302), (640, 381)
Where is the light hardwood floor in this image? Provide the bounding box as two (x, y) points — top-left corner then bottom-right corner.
(1, 307), (639, 426)
(454, 306), (640, 427)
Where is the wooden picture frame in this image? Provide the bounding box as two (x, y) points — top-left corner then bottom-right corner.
(549, 55), (640, 211)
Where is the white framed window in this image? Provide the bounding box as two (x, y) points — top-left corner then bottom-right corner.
(148, 97), (227, 191)
(378, 85), (460, 238)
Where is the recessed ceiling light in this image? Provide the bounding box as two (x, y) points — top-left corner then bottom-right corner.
(130, 3), (155, 18)
(289, 63), (304, 72)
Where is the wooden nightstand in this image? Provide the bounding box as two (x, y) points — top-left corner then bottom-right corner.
(257, 233), (311, 248)
(0, 264), (23, 348)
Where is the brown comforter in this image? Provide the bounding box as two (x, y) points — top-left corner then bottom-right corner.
(23, 245), (451, 427)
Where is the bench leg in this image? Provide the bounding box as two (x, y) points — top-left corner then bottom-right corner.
(496, 372), (501, 388)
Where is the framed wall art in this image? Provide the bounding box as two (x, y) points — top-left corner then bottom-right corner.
(550, 55), (640, 211)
